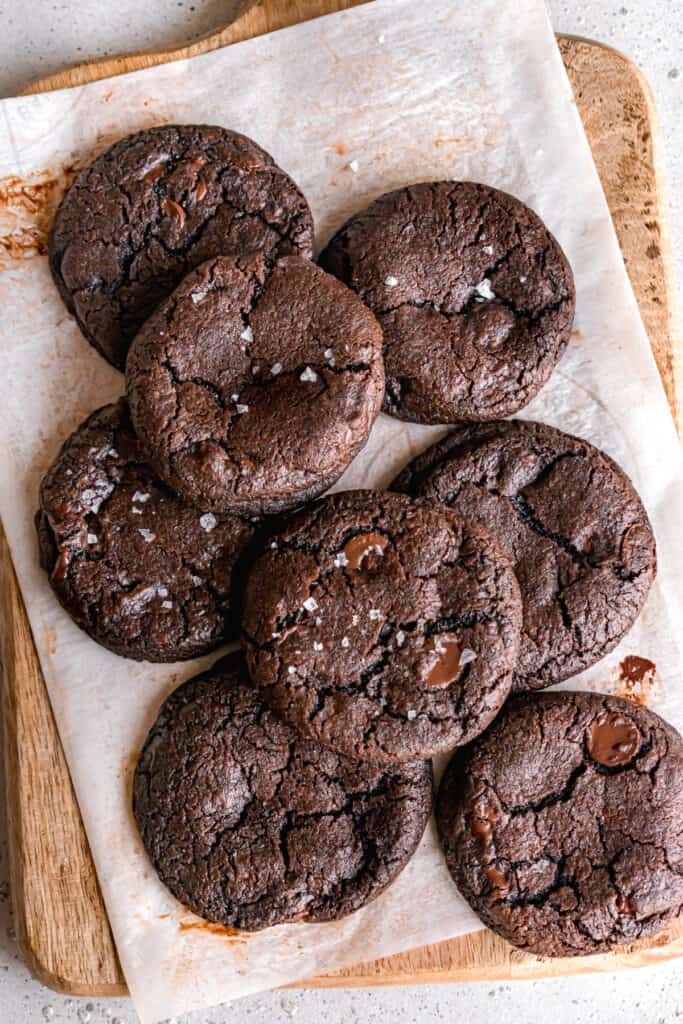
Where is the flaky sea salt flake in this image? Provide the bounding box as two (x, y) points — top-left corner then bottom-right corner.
(303, 597), (319, 613)
(474, 278), (496, 301)
(460, 647), (478, 667)
(199, 513), (217, 532)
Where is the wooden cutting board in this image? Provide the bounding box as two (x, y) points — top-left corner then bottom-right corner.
(2, 0), (681, 998)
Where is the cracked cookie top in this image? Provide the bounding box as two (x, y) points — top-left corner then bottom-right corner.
(133, 652), (433, 930)
(319, 181), (575, 424)
(49, 124), (314, 370)
(126, 254), (385, 516)
(242, 490), (522, 763)
(437, 691), (683, 957)
(392, 419), (657, 690)
(37, 400), (257, 662)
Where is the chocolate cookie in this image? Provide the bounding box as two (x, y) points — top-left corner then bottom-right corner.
(392, 419), (656, 691)
(126, 254), (384, 516)
(37, 400), (257, 662)
(319, 181), (575, 424)
(437, 691), (683, 957)
(242, 490), (522, 763)
(49, 124), (314, 369)
(133, 653), (433, 930)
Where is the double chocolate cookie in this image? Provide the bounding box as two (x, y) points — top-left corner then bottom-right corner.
(393, 420), (656, 690)
(49, 124), (314, 369)
(126, 254), (384, 516)
(242, 490), (522, 763)
(37, 400), (256, 662)
(133, 653), (433, 930)
(437, 691), (683, 957)
(319, 181), (575, 424)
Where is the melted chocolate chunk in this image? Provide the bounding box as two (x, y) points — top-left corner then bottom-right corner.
(586, 714), (641, 768)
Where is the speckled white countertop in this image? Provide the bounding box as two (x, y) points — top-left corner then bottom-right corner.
(0, 2), (681, 1022)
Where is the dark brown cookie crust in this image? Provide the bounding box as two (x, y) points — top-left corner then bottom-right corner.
(319, 181), (575, 424)
(133, 653), (433, 930)
(126, 254), (385, 516)
(49, 124), (314, 370)
(242, 490), (522, 763)
(392, 419), (656, 691)
(37, 400), (257, 662)
(437, 691), (683, 957)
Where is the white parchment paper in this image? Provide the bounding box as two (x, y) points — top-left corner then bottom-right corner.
(0, 1), (682, 1020)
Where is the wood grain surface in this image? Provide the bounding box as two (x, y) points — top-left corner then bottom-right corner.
(1, 0), (680, 998)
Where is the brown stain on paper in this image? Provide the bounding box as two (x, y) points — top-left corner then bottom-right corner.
(0, 165), (81, 266)
(614, 655), (658, 705)
(43, 623), (57, 656)
(0, 117), (171, 267)
(179, 918), (244, 939)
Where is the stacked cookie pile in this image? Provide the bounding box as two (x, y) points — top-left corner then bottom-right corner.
(38, 124), (683, 958)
